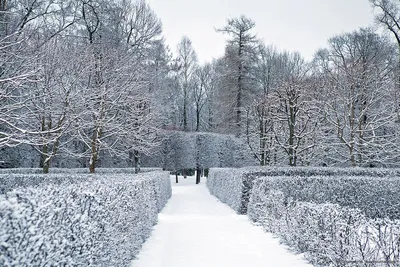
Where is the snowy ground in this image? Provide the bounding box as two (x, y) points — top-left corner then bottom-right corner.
(131, 176), (312, 267)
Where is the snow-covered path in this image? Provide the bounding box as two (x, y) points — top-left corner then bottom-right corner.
(131, 176), (312, 267)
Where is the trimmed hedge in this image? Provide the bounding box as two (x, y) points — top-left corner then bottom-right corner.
(207, 166), (400, 215)
(0, 167), (162, 175)
(248, 176), (400, 220)
(0, 171), (171, 266)
(160, 131), (256, 170)
(206, 168), (246, 213)
(0, 168), (162, 194)
(208, 167), (400, 265)
(248, 188), (400, 266)
(1, 173), (83, 194)
(248, 175), (400, 266)
(151, 172), (172, 212)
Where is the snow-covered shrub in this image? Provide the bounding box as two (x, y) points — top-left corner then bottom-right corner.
(150, 171), (172, 212)
(207, 167), (282, 214)
(251, 198), (400, 266)
(248, 176), (400, 266)
(207, 168), (248, 213)
(163, 131), (197, 170)
(0, 173), (84, 194)
(94, 167), (162, 174)
(243, 166), (400, 182)
(282, 202), (366, 266)
(209, 166), (400, 215)
(195, 133), (220, 169)
(0, 168), (44, 174)
(159, 131), (256, 170)
(249, 175), (400, 220)
(0, 167), (162, 175)
(0, 168), (164, 194)
(0, 171), (171, 266)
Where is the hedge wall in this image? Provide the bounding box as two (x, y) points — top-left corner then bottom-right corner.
(248, 175), (400, 220)
(206, 168), (246, 213)
(207, 166), (400, 215)
(0, 168), (162, 195)
(0, 171), (171, 266)
(0, 167), (162, 175)
(248, 179), (400, 266)
(208, 167), (400, 266)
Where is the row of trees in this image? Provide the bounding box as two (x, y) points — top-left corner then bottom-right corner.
(2, 0), (400, 170)
(168, 0), (400, 168)
(0, 0), (168, 172)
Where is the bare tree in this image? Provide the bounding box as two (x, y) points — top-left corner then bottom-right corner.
(272, 59), (317, 167)
(30, 38), (84, 173)
(63, 0), (163, 173)
(313, 28), (397, 166)
(192, 63), (215, 131)
(370, 0), (400, 121)
(176, 36), (198, 132)
(122, 0), (162, 51)
(246, 44), (279, 165)
(0, 0), (77, 150)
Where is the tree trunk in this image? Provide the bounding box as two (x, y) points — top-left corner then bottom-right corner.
(288, 101), (296, 166)
(358, 122), (364, 166)
(349, 93), (356, 167)
(134, 150), (140, 174)
(43, 158), (50, 174)
(129, 151), (134, 167)
(196, 167), (201, 184)
(89, 158), (96, 173)
(183, 85), (188, 131)
(39, 116), (47, 169)
(175, 172), (179, 183)
(259, 108), (266, 166)
(236, 34), (243, 137)
(40, 144), (47, 168)
(266, 135), (273, 165)
(0, 0), (7, 38)
(196, 107), (200, 132)
(208, 105), (213, 130)
(89, 128), (100, 174)
(42, 127), (62, 174)
(350, 145), (356, 167)
(236, 71), (243, 136)
(183, 169), (187, 178)
(396, 45), (400, 122)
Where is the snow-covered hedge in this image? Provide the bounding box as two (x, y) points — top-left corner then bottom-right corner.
(163, 131), (197, 171)
(243, 166), (400, 177)
(0, 168), (163, 194)
(248, 188), (400, 266)
(248, 175), (400, 220)
(160, 131), (256, 170)
(0, 171), (171, 266)
(208, 166), (400, 215)
(206, 168), (246, 213)
(0, 173), (80, 194)
(0, 167), (162, 175)
(150, 172), (172, 212)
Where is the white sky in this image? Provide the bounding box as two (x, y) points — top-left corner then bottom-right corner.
(146, 0), (376, 63)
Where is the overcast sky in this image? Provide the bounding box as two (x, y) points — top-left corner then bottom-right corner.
(146, 0), (376, 63)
